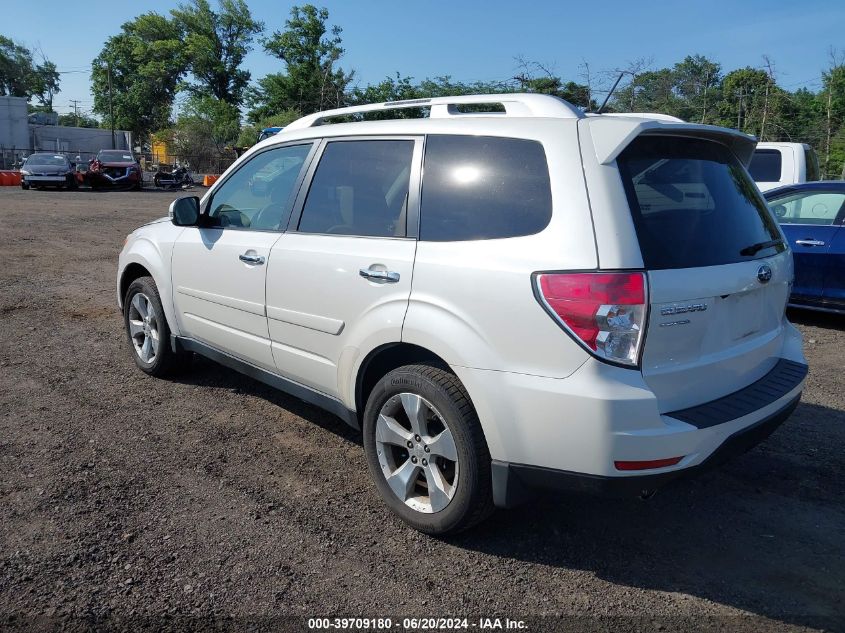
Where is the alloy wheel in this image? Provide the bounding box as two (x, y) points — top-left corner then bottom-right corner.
(127, 292), (159, 364)
(375, 393), (459, 514)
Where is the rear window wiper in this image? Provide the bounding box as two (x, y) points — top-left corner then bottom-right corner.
(739, 239), (783, 257)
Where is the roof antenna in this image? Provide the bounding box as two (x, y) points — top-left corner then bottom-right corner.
(595, 71), (626, 114)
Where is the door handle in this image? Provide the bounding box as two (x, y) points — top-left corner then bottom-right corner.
(359, 268), (400, 283)
(795, 239), (825, 247)
(239, 253), (265, 265)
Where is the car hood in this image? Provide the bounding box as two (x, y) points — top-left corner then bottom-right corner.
(26, 166), (69, 173)
(143, 216), (170, 227)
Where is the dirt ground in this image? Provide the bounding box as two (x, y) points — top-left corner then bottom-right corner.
(0, 188), (842, 632)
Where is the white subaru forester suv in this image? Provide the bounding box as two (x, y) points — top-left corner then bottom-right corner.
(117, 94), (807, 534)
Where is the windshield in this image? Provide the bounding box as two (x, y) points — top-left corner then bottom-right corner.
(98, 151), (134, 162)
(617, 136), (784, 270)
(26, 155), (67, 167)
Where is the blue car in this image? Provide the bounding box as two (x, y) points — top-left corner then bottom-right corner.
(764, 182), (845, 313)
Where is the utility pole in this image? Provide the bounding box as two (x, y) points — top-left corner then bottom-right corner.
(107, 60), (115, 149)
(69, 100), (81, 127)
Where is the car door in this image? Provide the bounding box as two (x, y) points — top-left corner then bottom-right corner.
(770, 190), (845, 304)
(171, 142), (316, 371)
(265, 137), (421, 396)
(821, 212), (845, 308)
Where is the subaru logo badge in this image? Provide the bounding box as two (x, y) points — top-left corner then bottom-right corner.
(757, 265), (772, 284)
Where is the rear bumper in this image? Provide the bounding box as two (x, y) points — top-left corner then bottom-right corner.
(492, 393), (801, 507)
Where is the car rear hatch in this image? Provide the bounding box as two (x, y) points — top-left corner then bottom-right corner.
(584, 120), (792, 412)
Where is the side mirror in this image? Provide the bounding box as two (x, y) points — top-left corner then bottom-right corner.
(169, 196), (200, 226)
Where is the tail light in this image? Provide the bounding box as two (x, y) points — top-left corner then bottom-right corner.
(535, 272), (647, 366)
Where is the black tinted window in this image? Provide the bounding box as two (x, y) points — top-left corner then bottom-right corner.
(420, 135), (552, 241)
(618, 136), (783, 270)
(748, 149), (782, 182)
(804, 147), (820, 182)
(298, 140), (414, 237)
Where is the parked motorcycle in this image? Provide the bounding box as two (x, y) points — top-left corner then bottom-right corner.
(153, 165), (194, 189)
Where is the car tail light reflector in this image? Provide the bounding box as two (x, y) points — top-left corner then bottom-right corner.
(535, 272), (647, 366)
(614, 456), (683, 471)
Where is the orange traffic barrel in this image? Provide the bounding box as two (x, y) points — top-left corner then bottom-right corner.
(0, 172), (11, 186)
(12, 171), (21, 185)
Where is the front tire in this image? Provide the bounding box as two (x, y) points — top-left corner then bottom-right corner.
(363, 364), (494, 534)
(123, 276), (191, 377)
(20, 181), (29, 190)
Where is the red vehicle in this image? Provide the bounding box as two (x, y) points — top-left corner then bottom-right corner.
(86, 150), (142, 190)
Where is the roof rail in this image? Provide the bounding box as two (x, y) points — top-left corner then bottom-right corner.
(284, 93), (584, 130)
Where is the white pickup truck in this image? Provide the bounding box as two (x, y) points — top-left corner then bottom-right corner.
(749, 142), (820, 191)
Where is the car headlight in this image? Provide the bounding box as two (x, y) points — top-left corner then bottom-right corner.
(20, 169), (30, 175)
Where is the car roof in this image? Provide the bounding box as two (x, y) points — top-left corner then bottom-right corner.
(763, 181), (845, 199)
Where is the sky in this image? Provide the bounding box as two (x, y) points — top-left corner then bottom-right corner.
(5, 0), (844, 116)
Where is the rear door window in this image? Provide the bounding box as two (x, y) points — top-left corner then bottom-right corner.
(617, 136), (784, 270)
(419, 135), (552, 241)
(769, 191), (845, 225)
(748, 149), (783, 182)
(297, 140), (414, 237)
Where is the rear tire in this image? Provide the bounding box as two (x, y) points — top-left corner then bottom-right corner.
(123, 276), (192, 377)
(363, 363), (494, 534)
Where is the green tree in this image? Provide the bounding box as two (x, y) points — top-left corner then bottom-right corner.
(673, 55), (722, 123)
(172, 0), (263, 106)
(31, 60), (60, 110)
(614, 68), (680, 115)
(249, 5), (353, 120)
(717, 67), (771, 135)
(236, 109), (302, 148)
(91, 13), (185, 140)
(0, 36), (61, 106)
(59, 112), (99, 128)
(821, 58), (845, 178)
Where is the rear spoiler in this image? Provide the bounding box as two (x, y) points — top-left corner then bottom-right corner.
(582, 116), (757, 167)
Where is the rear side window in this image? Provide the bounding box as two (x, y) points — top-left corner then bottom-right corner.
(298, 140), (414, 237)
(748, 149), (782, 182)
(420, 135), (552, 241)
(617, 136), (784, 270)
(804, 147), (820, 182)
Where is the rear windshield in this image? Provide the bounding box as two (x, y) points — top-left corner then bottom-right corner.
(617, 136), (784, 270)
(748, 149), (782, 182)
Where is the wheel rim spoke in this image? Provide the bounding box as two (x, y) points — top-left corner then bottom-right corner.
(129, 292), (158, 364)
(376, 414), (412, 447)
(385, 459), (419, 501)
(140, 336), (152, 362)
(131, 293), (147, 319)
(400, 393), (428, 436)
(427, 428), (457, 461)
(128, 319), (144, 337)
(424, 463), (453, 513)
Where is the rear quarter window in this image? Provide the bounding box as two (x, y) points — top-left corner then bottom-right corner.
(748, 149), (783, 182)
(419, 135), (552, 241)
(618, 136), (784, 270)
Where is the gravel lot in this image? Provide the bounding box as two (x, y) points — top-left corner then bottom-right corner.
(0, 188), (843, 632)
